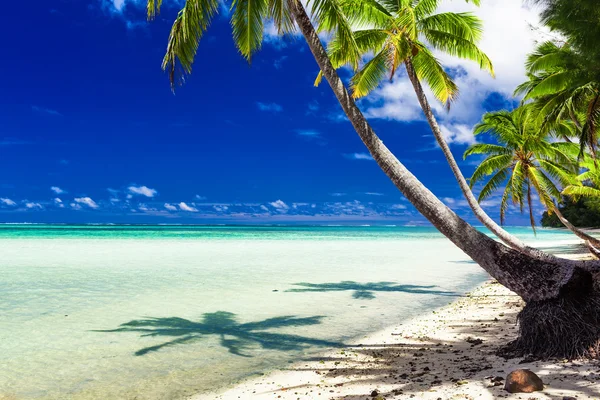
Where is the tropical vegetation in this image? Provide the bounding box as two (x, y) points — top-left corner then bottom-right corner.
(145, 0), (600, 359)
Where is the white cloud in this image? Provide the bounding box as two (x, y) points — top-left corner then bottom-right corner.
(25, 202), (43, 209)
(344, 152), (374, 161)
(269, 200), (289, 211)
(164, 203), (178, 211)
(51, 186), (65, 194)
(128, 185), (157, 198)
(330, 193), (346, 197)
(439, 124), (477, 145)
(54, 198), (65, 208)
(195, 195), (207, 200)
(0, 198), (16, 206)
(257, 102), (283, 112)
(260, 205), (269, 212)
(365, 192), (384, 196)
(74, 197), (99, 209)
(213, 205), (229, 212)
(179, 202), (198, 212)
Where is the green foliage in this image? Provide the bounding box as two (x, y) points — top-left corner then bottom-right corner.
(541, 196), (600, 228)
(322, 0), (493, 106)
(516, 0), (600, 157)
(464, 105), (579, 228)
(147, 0), (354, 88)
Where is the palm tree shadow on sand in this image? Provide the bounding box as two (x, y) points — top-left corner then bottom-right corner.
(96, 311), (342, 357)
(286, 281), (458, 300)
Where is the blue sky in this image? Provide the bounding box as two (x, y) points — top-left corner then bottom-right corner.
(0, 0), (547, 224)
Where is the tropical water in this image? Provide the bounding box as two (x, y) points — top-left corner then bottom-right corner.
(0, 225), (579, 400)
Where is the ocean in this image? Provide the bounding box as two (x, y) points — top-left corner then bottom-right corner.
(0, 225), (578, 399)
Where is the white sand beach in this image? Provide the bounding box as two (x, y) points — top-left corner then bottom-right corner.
(195, 278), (600, 400)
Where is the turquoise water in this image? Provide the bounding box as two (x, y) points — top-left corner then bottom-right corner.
(0, 225), (577, 399)
(0, 224), (578, 240)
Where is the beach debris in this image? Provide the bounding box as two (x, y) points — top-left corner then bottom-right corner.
(466, 337), (483, 346)
(504, 369), (544, 393)
(370, 389), (379, 397)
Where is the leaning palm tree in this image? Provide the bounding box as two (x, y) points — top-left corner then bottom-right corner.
(515, 41), (600, 158)
(317, 0), (543, 255)
(465, 105), (600, 248)
(146, 0), (600, 358)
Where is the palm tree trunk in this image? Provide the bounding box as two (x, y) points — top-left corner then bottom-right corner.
(553, 205), (600, 249)
(403, 59), (546, 257)
(285, 0), (576, 299)
(286, 0), (600, 359)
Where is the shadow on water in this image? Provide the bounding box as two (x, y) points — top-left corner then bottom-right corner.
(96, 311), (342, 357)
(286, 281), (458, 300)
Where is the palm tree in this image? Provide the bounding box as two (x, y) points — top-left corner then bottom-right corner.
(515, 41), (600, 158)
(315, 0), (542, 254)
(146, 0), (600, 358)
(465, 105), (600, 248)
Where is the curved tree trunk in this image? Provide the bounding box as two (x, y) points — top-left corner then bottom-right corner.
(285, 0), (574, 300)
(403, 59), (548, 258)
(554, 205), (600, 249)
(286, 0), (600, 359)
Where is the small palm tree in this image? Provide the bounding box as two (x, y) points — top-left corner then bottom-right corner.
(464, 106), (579, 231)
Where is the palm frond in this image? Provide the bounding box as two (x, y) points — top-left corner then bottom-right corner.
(420, 29), (493, 76)
(269, 0), (295, 35)
(562, 185), (600, 200)
(419, 12), (483, 43)
(147, 0), (163, 19)
(351, 48), (390, 98)
(477, 167), (510, 202)
(310, 0), (360, 69)
(161, 0), (220, 89)
(231, 0), (269, 61)
(463, 143), (511, 158)
(468, 154), (514, 187)
(411, 44), (458, 105)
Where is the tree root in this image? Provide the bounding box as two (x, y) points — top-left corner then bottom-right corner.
(500, 269), (600, 360)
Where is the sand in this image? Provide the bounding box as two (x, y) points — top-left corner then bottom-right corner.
(193, 280), (600, 400)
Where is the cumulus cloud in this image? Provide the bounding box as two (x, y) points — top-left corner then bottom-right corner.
(25, 202), (43, 209)
(195, 195), (207, 200)
(439, 124), (477, 145)
(269, 200), (289, 211)
(74, 197), (99, 209)
(54, 198), (65, 208)
(257, 102), (283, 112)
(128, 185), (157, 198)
(51, 186), (65, 194)
(0, 198), (16, 206)
(179, 202), (198, 212)
(164, 203), (178, 211)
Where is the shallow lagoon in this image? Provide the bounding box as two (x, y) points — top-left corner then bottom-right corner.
(0, 225), (577, 399)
